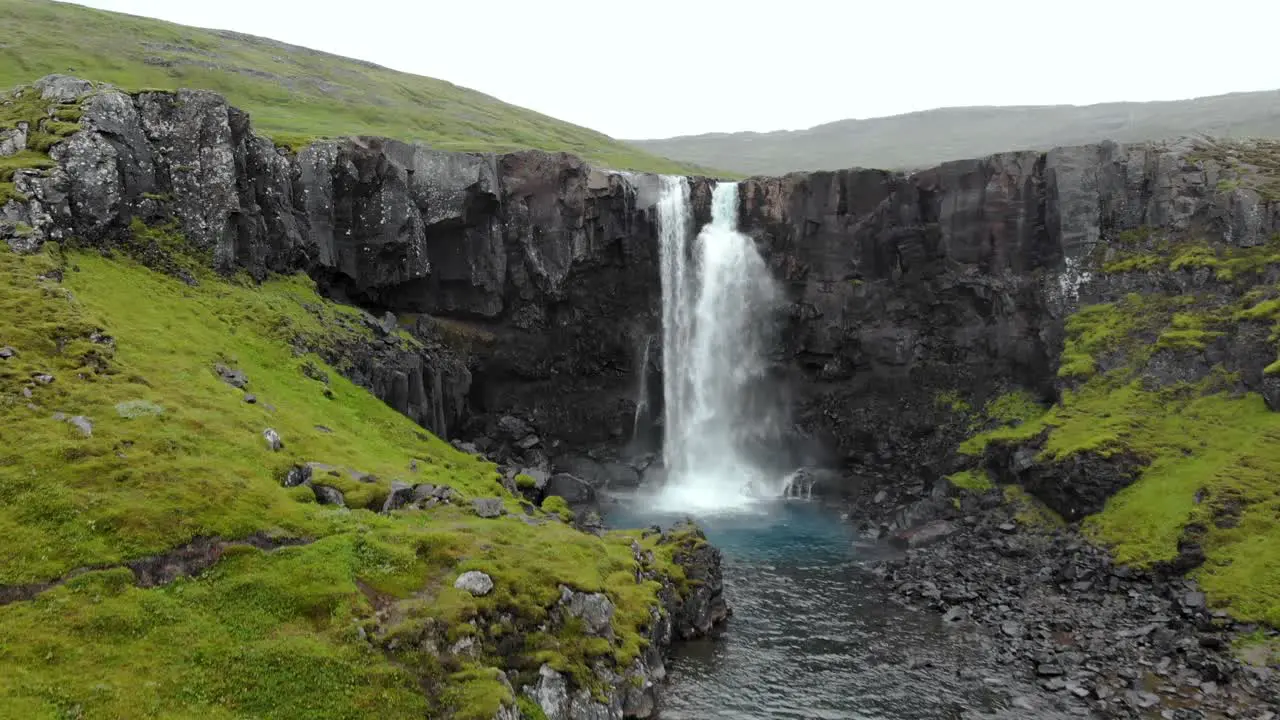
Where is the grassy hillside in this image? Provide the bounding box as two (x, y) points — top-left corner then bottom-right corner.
(950, 223), (1280, 628)
(0, 0), (712, 175)
(632, 91), (1280, 175)
(0, 237), (696, 718)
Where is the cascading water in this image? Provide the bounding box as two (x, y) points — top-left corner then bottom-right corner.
(653, 178), (787, 512)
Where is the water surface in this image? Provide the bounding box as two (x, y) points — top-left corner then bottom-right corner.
(608, 500), (1014, 720)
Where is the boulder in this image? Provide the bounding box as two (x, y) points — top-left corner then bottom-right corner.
(33, 74), (94, 103)
(68, 415), (93, 437)
(560, 588), (614, 639)
(0, 126), (25, 158)
(382, 481), (415, 513)
(312, 485), (345, 507)
(214, 363), (248, 389)
(283, 464), (312, 488)
(472, 497), (505, 518)
(553, 456), (610, 488)
(543, 474), (595, 506)
(495, 415), (534, 442)
(262, 428), (283, 451)
(890, 520), (958, 550)
(454, 571), (494, 597)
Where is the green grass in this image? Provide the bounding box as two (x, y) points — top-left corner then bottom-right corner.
(956, 270), (1280, 625)
(0, 240), (700, 717)
(0, 0), (723, 176)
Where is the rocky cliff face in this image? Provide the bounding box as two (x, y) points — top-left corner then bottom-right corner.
(2, 78), (684, 454)
(5, 76), (1280, 507)
(740, 143), (1280, 494)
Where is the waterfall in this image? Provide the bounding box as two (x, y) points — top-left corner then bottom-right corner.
(630, 333), (655, 449)
(654, 178), (785, 511)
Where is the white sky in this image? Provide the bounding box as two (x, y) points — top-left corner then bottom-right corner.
(71, 0), (1280, 139)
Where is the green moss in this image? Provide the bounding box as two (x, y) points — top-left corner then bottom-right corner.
(947, 470), (993, 492)
(934, 390), (971, 414)
(515, 473), (537, 490)
(0, 150), (56, 183)
(0, 85), (82, 164)
(947, 267), (1280, 626)
(541, 495), (573, 523)
(0, 181), (24, 205)
(442, 666), (511, 720)
(0, 244), (702, 715)
(983, 390), (1045, 425)
(1003, 486), (1065, 528)
(1103, 252), (1164, 273)
(516, 696), (549, 720)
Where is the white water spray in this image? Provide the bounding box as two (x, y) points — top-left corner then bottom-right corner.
(653, 179), (787, 512)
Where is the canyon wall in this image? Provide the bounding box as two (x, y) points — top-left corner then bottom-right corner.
(6, 76), (1280, 501)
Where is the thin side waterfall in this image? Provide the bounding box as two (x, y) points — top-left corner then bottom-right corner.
(630, 333), (655, 448)
(654, 178), (785, 511)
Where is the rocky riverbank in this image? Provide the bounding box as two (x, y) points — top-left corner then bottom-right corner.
(861, 491), (1280, 719)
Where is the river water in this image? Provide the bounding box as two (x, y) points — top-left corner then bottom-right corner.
(607, 499), (1020, 720)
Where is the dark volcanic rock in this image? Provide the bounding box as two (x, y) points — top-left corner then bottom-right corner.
(889, 520), (958, 550)
(543, 473), (596, 506)
(871, 501), (1280, 719)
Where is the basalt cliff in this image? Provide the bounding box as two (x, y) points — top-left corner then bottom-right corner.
(3, 75), (1279, 716)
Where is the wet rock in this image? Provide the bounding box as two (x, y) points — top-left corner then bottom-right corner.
(942, 606), (968, 623)
(454, 571), (494, 597)
(312, 485), (345, 507)
(495, 415), (534, 442)
(1001, 621), (1024, 638)
(602, 462), (641, 489)
(262, 428), (283, 451)
(544, 474), (596, 506)
(34, 374), (53, 384)
(1036, 663), (1065, 677)
(472, 497), (505, 518)
(382, 481), (414, 513)
(889, 520), (958, 549)
(0, 347), (16, 359)
(243, 393), (257, 404)
(553, 456), (610, 488)
(411, 483), (437, 503)
(1183, 591), (1207, 610)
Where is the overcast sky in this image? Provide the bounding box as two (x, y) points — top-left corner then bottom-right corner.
(72, 0), (1280, 139)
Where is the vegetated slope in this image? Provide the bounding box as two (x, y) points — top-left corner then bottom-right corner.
(939, 142), (1280, 627)
(0, 239), (699, 718)
(631, 91), (1280, 175)
(0, 0), (711, 175)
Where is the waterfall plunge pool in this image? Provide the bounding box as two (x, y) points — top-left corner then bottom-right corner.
(606, 499), (1017, 720)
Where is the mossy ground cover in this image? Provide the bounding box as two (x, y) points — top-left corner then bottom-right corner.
(957, 270), (1280, 626)
(0, 83), (82, 203)
(0, 241), (688, 717)
(0, 0), (722, 176)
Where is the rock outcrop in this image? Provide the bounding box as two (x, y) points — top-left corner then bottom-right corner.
(6, 75), (1280, 508)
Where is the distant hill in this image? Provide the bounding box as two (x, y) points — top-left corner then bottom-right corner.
(0, 0), (713, 175)
(629, 91), (1280, 176)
